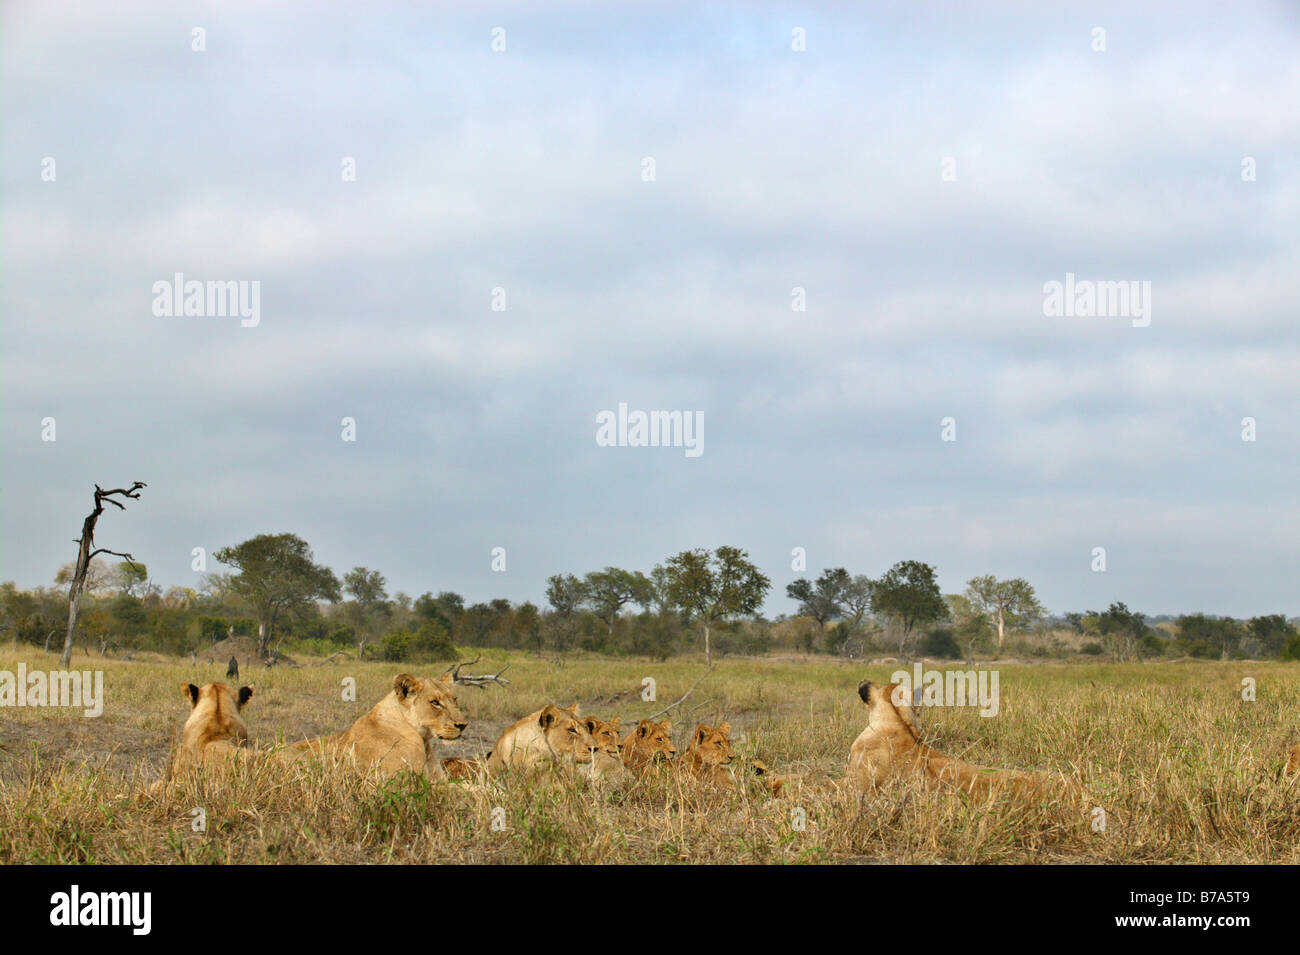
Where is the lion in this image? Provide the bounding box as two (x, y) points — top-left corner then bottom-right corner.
(677, 722), (735, 786)
(581, 715), (630, 783)
(1284, 743), (1300, 778)
(620, 718), (677, 772)
(173, 681), (254, 773)
(293, 672), (467, 780)
(846, 680), (1067, 801)
(486, 702), (596, 776)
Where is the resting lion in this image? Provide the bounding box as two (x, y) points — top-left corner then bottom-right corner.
(173, 681), (254, 773)
(846, 680), (1067, 801)
(621, 718), (677, 772)
(486, 702), (595, 776)
(677, 722), (735, 786)
(293, 672), (467, 780)
(581, 715), (630, 782)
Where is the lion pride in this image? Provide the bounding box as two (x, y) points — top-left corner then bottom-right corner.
(174, 681), (254, 772)
(487, 702), (595, 775)
(846, 680), (1063, 800)
(293, 672), (467, 780)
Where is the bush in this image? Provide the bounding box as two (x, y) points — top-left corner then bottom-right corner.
(1080, 642), (1104, 656)
(381, 629), (414, 662)
(919, 628), (961, 659)
(1281, 634), (1300, 662)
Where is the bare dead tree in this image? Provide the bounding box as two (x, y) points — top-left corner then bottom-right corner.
(443, 654), (511, 689)
(60, 482), (146, 668)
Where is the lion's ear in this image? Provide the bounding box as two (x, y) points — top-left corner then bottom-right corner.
(539, 705), (559, 729)
(858, 681), (874, 705)
(564, 702), (580, 716)
(440, 671), (455, 686)
(237, 686), (254, 709)
(718, 721), (731, 737)
(657, 719), (671, 733)
(609, 717), (620, 732)
(393, 673), (419, 700)
(638, 722), (650, 738)
(695, 725), (709, 744)
(585, 717), (599, 734)
(182, 683), (199, 707)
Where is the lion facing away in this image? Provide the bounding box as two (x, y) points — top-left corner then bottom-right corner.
(293, 672), (467, 780)
(677, 722), (735, 786)
(487, 702), (595, 776)
(846, 680), (1066, 801)
(173, 681), (254, 773)
(620, 718), (677, 772)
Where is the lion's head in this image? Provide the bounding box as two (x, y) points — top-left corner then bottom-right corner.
(539, 702), (596, 764)
(584, 715), (622, 757)
(625, 718), (677, 764)
(857, 680), (918, 739)
(685, 722), (734, 768)
(392, 672), (468, 742)
(180, 681), (253, 742)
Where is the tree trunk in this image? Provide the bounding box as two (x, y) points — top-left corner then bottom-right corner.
(61, 482), (146, 668)
(257, 619), (269, 658)
(996, 609), (1006, 650)
(703, 621), (712, 668)
(61, 582), (84, 666)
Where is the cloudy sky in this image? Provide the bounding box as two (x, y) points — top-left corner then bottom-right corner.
(2, 1), (1297, 618)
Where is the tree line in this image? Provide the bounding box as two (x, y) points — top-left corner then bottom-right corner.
(3, 530), (1297, 664)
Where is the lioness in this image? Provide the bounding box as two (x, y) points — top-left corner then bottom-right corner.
(677, 722), (735, 786)
(620, 718), (677, 771)
(487, 702), (596, 775)
(174, 681), (254, 772)
(1284, 743), (1300, 778)
(293, 673), (467, 780)
(846, 680), (1061, 800)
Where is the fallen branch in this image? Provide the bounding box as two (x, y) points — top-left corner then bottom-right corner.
(444, 654), (511, 689)
(635, 662), (714, 723)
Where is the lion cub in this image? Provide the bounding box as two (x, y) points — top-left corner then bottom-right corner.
(581, 715), (630, 783)
(677, 722), (735, 787)
(293, 672), (467, 780)
(173, 681), (255, 773)
(846, 680), (1065, 801)
(621, 718), (677, 772)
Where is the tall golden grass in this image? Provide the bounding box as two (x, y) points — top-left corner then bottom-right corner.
(1, 649), (1298, 863)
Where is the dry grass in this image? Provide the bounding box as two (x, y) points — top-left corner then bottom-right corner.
(2, 647), (1299, 864)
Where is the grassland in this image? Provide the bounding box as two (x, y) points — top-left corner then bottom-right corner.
(1, 646), (1298, 864)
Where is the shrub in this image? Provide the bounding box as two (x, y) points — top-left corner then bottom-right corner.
(919, 628), (961, 659)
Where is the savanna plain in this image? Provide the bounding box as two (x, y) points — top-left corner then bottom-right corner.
(2, 649), (1299, 864)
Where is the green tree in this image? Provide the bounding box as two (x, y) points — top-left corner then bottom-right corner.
(964, 575), (1044, 651)
(214, 533), (341, 658)
(1246, 614), (1293, 657)
(786, 568), (850, 648)
(662, 546), (770, 667)
(871, 560), (946, 658)
(583, 567), (654, 636)
(343, 566), (391, 654)
(1099, 602), (1148, 662)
